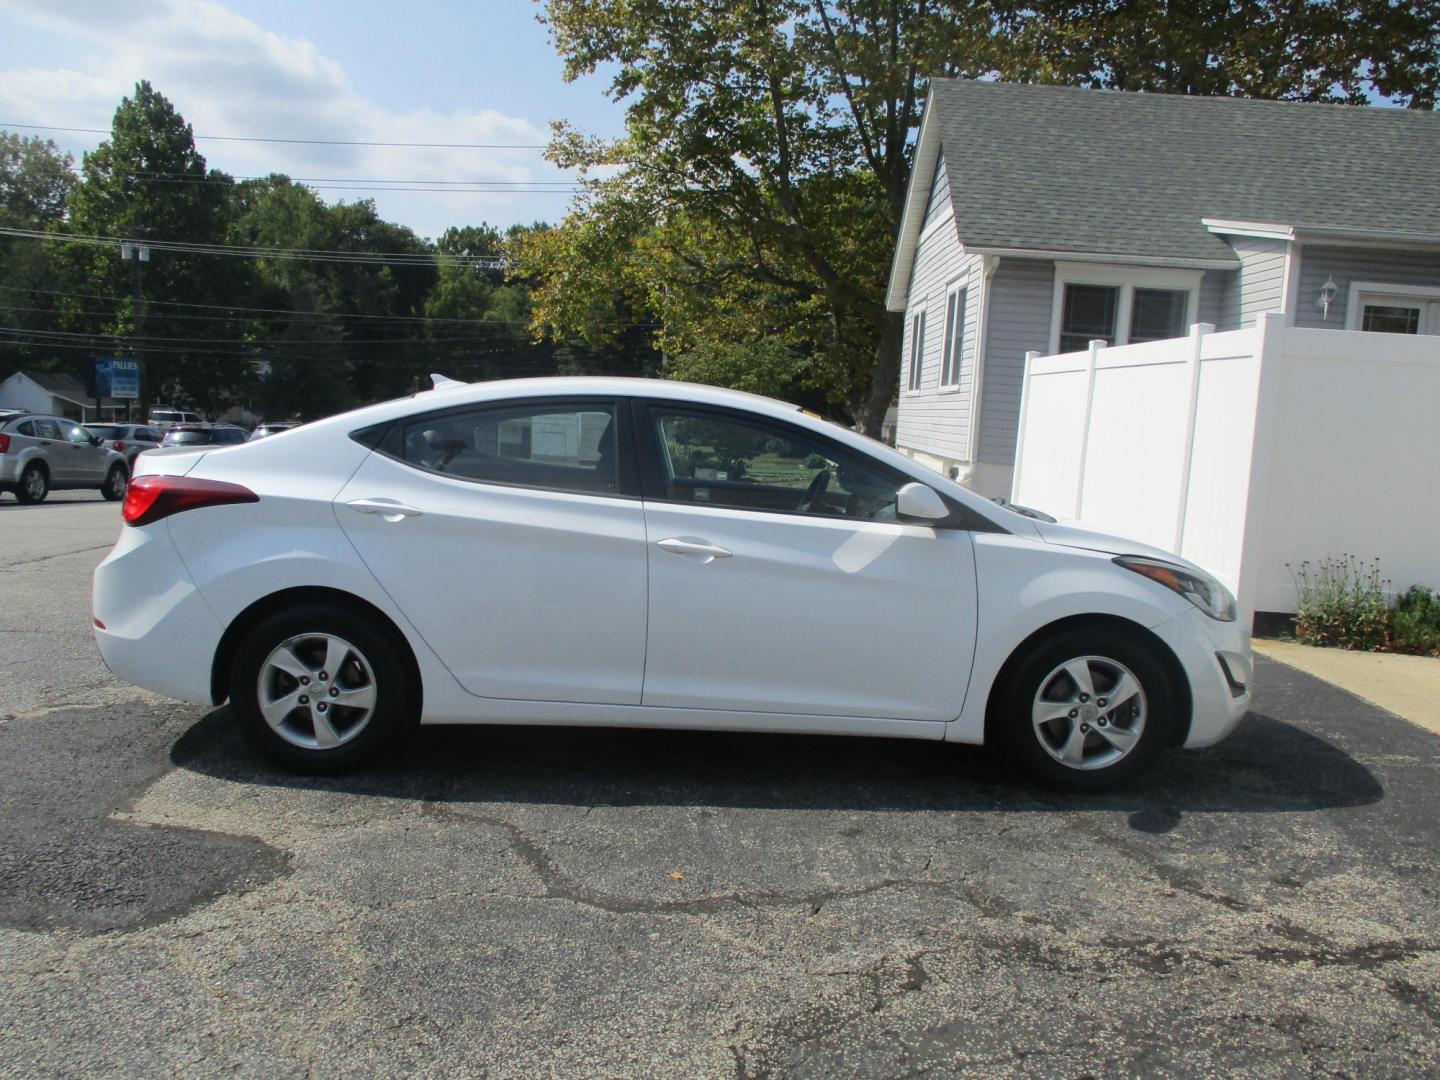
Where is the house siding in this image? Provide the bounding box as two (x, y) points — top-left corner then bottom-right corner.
(925, 152), (951, 224)
(1197, 269), (1226, 327)
(977, 257), (1054, 464)
(1293, 245), (1440, 330)
(1217, 236), (1289, 329)
(895, 210), (985, 463)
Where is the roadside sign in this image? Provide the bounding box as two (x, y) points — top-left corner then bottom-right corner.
(94, 357), (141, 400)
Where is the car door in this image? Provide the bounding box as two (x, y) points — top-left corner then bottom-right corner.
(634, 401), (978, 723)
(336, 397), (649, 705)
(25, 417), (67, 481)
(57, 419), (106, 483)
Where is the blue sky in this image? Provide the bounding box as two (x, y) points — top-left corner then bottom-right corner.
(0, 0), (625, 239)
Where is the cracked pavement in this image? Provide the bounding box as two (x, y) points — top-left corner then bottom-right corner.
(2, 497), (1438, 1077)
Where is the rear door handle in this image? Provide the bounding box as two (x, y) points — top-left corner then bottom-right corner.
(346, 498), (423, 521)
(656, 537), (733, 560)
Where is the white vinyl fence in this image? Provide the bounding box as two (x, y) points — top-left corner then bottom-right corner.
(1011, 312), (1440, 617)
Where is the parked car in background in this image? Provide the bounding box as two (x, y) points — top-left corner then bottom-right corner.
(1, 412), (128, 503)
(250, 421), (301, 440)
(159, 425), (250, 448)
(148, 408), (202, 429)
(84, 423), (165, 469)
(95, 376), (1250, 789)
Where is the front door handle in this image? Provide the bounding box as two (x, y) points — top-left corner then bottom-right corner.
(656, 537), (733, 560)
(346, 498), (423, 522)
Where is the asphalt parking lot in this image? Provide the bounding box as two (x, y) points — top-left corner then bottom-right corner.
(2, 495), (1438, 1078)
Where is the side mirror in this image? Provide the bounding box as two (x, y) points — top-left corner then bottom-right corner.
(896, 482), (949, 523)
(89, 434), (103, 447)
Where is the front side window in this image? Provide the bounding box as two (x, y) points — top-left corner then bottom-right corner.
(906, 309), (926, 391)
(649, 407), (905, 521)
(60, 421), (91, 444)
(1059, 283), (1119, 352)
(400, 402), (619, 496)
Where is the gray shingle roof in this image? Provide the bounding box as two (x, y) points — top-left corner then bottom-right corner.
(929, 79), (1440, 262)
(26, 370), (119, 407)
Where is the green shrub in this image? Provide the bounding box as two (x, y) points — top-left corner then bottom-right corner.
(1392, 585), (1440, 656)
(803, 452), (828, 470)
(1290, 556), (1390, 651)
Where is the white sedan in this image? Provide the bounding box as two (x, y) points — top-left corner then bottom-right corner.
(93, 377), (1251, 789)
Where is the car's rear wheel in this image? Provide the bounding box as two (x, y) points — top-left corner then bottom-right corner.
(16, 463), (48, 504)
(101, 463), (127, 501)
(998, 626), (1178, 791)
(230, 604), (414, 773)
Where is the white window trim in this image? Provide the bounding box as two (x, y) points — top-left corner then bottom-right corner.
(1048, 262), (1202, 354)
(1345, 281), (1440, 333)
(904, 300), (928, 395)
(938, 280), (968, 391)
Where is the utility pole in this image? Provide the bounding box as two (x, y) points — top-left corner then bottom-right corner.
(119, 237), (149, 422)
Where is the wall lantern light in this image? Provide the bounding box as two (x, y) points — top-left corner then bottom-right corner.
(1317, 276), (1338, 320)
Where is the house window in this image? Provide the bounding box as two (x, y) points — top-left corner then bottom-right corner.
(906, 308), (926, 392)
(1362, 304), (1421, 334)
(941, 285), (967, 387)
(1051, 263), (1200, 354)
(1129, 288), (1190, 343)
(1059, 284), (1119, 352)
(1346, 283), (1440, 335)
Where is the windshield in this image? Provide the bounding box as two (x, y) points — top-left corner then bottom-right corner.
(162, 430), (213, 445)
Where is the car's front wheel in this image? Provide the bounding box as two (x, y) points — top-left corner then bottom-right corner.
(230, 604), (414, 773)
(101, 463), (128, 501)
(998, 626), (1179, 790)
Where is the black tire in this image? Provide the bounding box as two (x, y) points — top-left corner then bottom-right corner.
(997, 625), (1179, 791)
(101, 463), (128, 501)
(16, 463), (48, 504)
(229, 603), (415, 773)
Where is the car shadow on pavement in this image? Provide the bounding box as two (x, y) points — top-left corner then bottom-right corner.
(171, 708), (1382, 833)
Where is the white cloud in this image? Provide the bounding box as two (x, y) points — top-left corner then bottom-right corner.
(0, 0), (574, 238)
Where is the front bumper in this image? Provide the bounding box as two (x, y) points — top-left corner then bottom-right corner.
(1151, 605), (1252, 748)
(92, 521), (223, 705)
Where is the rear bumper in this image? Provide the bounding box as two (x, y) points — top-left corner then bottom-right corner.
(1151, 606), (1252, 748)
(92, 522), (223, 705)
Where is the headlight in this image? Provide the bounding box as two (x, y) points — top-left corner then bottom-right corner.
(1114, 556), (1237, 621)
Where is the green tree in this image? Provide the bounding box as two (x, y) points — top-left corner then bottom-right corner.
(64, 81), (255, 414)
(0, 133), (79, 377)
(997, 1), (1440, 107)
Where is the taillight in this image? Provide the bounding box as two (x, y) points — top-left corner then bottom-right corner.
(122, 475), (258, 527)
(113, 440), (125, 452)
(0, 434), (9, 454)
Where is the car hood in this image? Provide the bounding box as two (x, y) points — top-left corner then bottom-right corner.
(1032, 520), (1209, 573)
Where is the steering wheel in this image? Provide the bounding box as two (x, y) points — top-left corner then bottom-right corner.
(797, 469), (830, 513)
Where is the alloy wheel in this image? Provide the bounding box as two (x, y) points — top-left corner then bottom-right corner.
(1031, 655), (1147, 771)
(256, 633), (378, 750)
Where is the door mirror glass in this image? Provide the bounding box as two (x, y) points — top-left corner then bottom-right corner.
(896, 482), (948, 522)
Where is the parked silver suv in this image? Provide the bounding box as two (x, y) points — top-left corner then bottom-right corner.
(0, 411), (129, 504)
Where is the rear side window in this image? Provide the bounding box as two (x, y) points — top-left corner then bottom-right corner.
(399, 402), (620, 496)
(31, 418), (62, 440)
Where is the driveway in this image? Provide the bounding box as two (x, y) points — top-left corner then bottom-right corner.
(2, 497), (1437, 1077)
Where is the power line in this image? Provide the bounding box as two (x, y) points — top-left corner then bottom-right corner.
(0, 227), (506, 267)
(1, 121), (547, 149)
(115, 171), (578, 186)
(0, 285), (659, 330)
(0, 326), (535, 346)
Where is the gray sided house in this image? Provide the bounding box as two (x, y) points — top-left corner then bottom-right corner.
(887, 80), (1440, 497)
